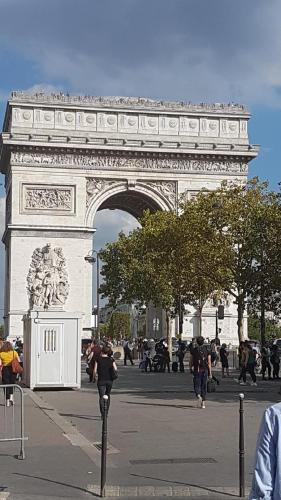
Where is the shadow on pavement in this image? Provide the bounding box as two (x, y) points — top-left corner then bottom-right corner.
(13, 473), (100, 498)
(130, 473), (240, 498)
(121, 401), (197, 409)
(60, 413), (101, 421)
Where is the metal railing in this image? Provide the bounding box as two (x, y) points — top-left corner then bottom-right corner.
(0, 384), (27, 459)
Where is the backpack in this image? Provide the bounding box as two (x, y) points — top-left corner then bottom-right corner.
(195, 346), (209, 369)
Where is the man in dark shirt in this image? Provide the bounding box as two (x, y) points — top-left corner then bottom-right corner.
(190, 336), (212, 409)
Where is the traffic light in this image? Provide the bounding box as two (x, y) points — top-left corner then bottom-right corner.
(218, 304), (224, 320)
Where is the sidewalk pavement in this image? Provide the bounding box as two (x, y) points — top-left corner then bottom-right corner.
(1, 362), (280, 499)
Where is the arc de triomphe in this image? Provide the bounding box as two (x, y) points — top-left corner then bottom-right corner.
(0, 92), (258, 342)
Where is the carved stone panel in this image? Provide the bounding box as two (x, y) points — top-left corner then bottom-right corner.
(86, 178), (120, 206)
(34, 109), (55, 129)
(159, 116), (179, 135)
(22, 184), (75, 214)
(27, 243), (69, 310)
(145, 180), (177, 209)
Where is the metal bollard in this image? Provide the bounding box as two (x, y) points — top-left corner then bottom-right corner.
(100, 395), (109, 498)
(239, 393), (245, 498)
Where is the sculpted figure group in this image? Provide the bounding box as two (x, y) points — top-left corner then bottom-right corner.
(27, 243), (69, 310)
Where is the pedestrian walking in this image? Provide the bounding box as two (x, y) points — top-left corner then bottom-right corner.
(271, 344), (280, 379)
(236, 342), (247, 385)
(93, 345), (118, 417)
(247, 344), (258, 386)
(162, 346), (170, 373)
(144, 345), (152, 372)
(250, 402), (281, 499)
(190, 336), (212, 409)
(261, 343), (272, 380)
(176, 341), (186, 372)
(210, 340), (218, 367)
(219, 343), (229, 377)
(87, 340), (101, 382)
(123, 339), (134, 366)
(235, 342), (257, 385)
(0, 341), (20, 406)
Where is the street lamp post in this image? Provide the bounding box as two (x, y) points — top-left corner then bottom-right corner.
(84, 250), (100, 341)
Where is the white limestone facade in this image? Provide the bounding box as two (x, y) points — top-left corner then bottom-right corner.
(0, 92), (259, 344)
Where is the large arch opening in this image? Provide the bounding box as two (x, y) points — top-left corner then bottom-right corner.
(90, 189), (165, 340)
(98, 190), (161, 219)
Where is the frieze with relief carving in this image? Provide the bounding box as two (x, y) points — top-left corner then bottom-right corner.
(11, 152), (248, 175)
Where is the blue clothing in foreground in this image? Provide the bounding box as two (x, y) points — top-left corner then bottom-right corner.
(250, 402), (281, 499)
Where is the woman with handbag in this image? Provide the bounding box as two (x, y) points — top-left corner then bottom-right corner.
(93, 345), (118, 418)
(0, 341), (21, 406)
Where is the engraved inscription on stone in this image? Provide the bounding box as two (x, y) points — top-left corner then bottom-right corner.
(23, 185), (75, 213)
(27, 243), (69, 310)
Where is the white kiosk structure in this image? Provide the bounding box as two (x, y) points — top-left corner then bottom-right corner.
(22, 243), (81, 389)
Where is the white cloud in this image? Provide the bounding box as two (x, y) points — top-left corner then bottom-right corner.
(94, 210), (140, 251)
(1, 0), (281, 107)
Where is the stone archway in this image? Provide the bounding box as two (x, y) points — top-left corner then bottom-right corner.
(0, 92), (259, 341)
(85, 178), (175, 226)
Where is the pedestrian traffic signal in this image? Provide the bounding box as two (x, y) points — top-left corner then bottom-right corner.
(218, 305), (224, 320)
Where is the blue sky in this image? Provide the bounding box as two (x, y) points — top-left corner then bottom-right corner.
(0, 0), (281, 310)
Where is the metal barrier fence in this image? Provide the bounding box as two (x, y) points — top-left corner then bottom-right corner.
(0, 384), (27, 459)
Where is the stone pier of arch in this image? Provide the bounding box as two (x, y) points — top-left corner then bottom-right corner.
(0, 92), (259, 344)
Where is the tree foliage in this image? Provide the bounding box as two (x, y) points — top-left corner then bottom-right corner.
(108, 311), (131, 340)
(99, 177), (281, 344)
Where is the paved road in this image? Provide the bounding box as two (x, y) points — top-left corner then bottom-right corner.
(1, 362), (280, 499)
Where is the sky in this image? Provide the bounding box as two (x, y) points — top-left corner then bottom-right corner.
(0, 0), (281, 311)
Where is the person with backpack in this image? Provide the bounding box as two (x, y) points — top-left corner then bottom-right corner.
(246, 343), (258, 386)
(271, 344), (280, 380)
(190, 336), (212, 409)
(123, 338), (134, 366)
(261, 342), (272, 380)
(219, 343), (229, 377)
(176, 341), (186, 372)
(162, 346), (171, 373)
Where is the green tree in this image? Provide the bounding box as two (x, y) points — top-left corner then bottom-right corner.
(99, 210), (179, 352)
(108, 311), (131, 340)
(179, 178), (281, 343)
(248, 314), (281, 343)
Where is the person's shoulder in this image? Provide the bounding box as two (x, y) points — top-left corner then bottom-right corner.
(267, 402), (281, 417)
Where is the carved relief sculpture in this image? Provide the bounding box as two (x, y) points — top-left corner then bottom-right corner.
(12, 152), (249, 175)
(24, 186), (73, 211)
(86, 178), (119, 206)
(27, 243), (69, 310)
(146, 181), (177, 209)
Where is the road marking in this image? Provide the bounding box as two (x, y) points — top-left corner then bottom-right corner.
(87, 484), (250, 497)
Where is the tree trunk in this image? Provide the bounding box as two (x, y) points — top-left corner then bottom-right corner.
(198, 305), (203, 337)
(260, 279), (266, 347)
(166, 310), (172, 358)
(237, 296), (245, 344)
